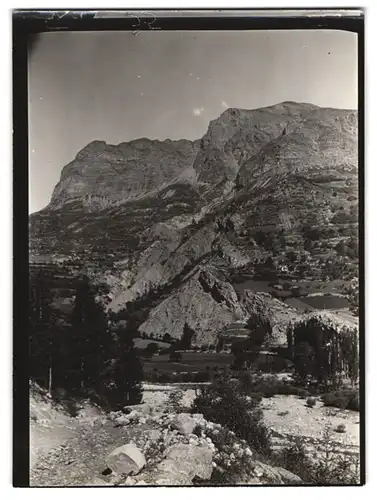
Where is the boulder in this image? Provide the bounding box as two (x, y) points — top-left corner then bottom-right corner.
(106, 444), (146, 475)
(156, 460), (193, 485)
(127, 410), (140, 422)
(252, 461), (284, 484)
(89, 478), (109, 486)
(147, 429), (162, 441)
(165, 443), (213, 480)
(274, 467), (302, 484)
(171, 413), (197, 435)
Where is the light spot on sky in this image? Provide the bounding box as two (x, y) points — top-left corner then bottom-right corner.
(193, 107), (204, 116)
(221, 101), (229, 108)
(140, 92), (144, 96)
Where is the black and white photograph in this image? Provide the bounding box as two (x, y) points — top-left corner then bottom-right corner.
(21, 10), (363, 487)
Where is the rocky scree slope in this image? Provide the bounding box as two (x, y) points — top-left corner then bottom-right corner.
(30, 383), (302, 486)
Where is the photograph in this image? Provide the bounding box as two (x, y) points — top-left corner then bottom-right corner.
(23, 11), (362, 487)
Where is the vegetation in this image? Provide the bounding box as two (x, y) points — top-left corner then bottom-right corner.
(191, 375), (271, 453)
(306, 397), (317, 408)
(169, 350), (183, 362)
(231, 312), (272, 370)
(276, 429), (360, 485)
(287, 315), (359, 388)
(321, 388), (359, 411)
(29, 271), (144, 410)
(143, 369), (210, 384)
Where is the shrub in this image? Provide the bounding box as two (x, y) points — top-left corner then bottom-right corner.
(335, 423), (346, 433)
(277, 431), (360, 485)
(197, 426), (255, 485)
(168, 389), (184, 413)
(169, 350), (183, 362)
(306, 397), (317, 408)
(191, 376), (271, 453)
(238, 372), (312, 399)
(321, 389), (359, 411)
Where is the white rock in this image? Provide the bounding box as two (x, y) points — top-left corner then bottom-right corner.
(171, 413), (196, 435)
(106, 444), (146, 475)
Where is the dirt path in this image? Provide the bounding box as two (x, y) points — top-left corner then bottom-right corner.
(30, 416), (139, 486)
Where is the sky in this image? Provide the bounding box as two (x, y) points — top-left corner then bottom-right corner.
(28, 29), (358, 213)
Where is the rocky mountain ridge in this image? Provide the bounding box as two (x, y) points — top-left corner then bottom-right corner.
(29, 101), (358, 346)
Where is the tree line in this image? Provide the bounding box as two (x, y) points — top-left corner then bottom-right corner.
(29, 271), (143, 409)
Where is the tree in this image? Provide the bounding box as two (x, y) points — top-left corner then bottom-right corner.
(287, 251), (297, 264)
(288, 315), (359, 387)
(335, 240), (346, 257)
(344, 278), (359, 316)
(178, 323), (196, 350)
(191, 375), (271, 453)
(29, 270), (58, 394)
(163, 333), (173, 344)
(102, 340), (144, 409)
(232, 312), (272, 370)
(70, 276), (112, 393)
(143, 342), (159, 358)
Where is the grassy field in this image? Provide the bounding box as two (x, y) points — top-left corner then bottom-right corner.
(143, 352), (234, 373)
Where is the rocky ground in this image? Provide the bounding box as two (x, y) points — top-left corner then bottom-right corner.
(261, 395), (359, 456)
(30, 383), (360, 486)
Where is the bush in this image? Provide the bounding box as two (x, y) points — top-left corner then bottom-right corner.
(306, 397), (317, 408)
(335, 423), (346, 433)
(321, 389), (359, 411)
(277, 431), (360, 484)
(169, 350), (183, 362)
(238, 372), (312, 399)
(191, 376), (271, 453)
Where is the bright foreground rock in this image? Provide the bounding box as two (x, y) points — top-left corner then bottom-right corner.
(171, 413), (197, 435)
(165, 443), (213, 480)
(132, 443), (213, 485)
(106, 444), (146, 475)
(252, 461), (302, 484)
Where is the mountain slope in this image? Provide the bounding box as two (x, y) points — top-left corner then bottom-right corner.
(29, 102), (358, 346)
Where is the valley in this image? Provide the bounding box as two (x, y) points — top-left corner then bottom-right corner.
(28, 101), (360, 486)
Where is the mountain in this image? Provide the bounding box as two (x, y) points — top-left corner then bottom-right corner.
(29, 102), (358, 346)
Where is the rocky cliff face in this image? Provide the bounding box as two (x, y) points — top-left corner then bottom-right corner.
(48, 138), (200, 211)
(29, 102), (358, 346)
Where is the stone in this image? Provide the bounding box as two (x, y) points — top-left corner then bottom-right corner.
(165, 443), (213, 480)
(127, 410), (140, 421)
(124, 476), (137, 485)
(171, 413), (197, 435)
(114, 415), (130, 426)
(147, 429), (161, 441)
(90, 478), (109, 486)
(252, 461), (284, 485)
(274, 467), (302, 484)
(106, 444), (146, 475)
(135, 480), (148, 486)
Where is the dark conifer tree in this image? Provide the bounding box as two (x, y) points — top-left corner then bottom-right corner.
(29, 270), (56, 393)
(70, 276), (112, 394)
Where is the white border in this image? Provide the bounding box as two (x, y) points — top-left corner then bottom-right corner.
(2, 1), (375, 499)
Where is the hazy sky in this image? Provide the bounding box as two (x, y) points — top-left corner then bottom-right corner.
(28, 29), (357, 213)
